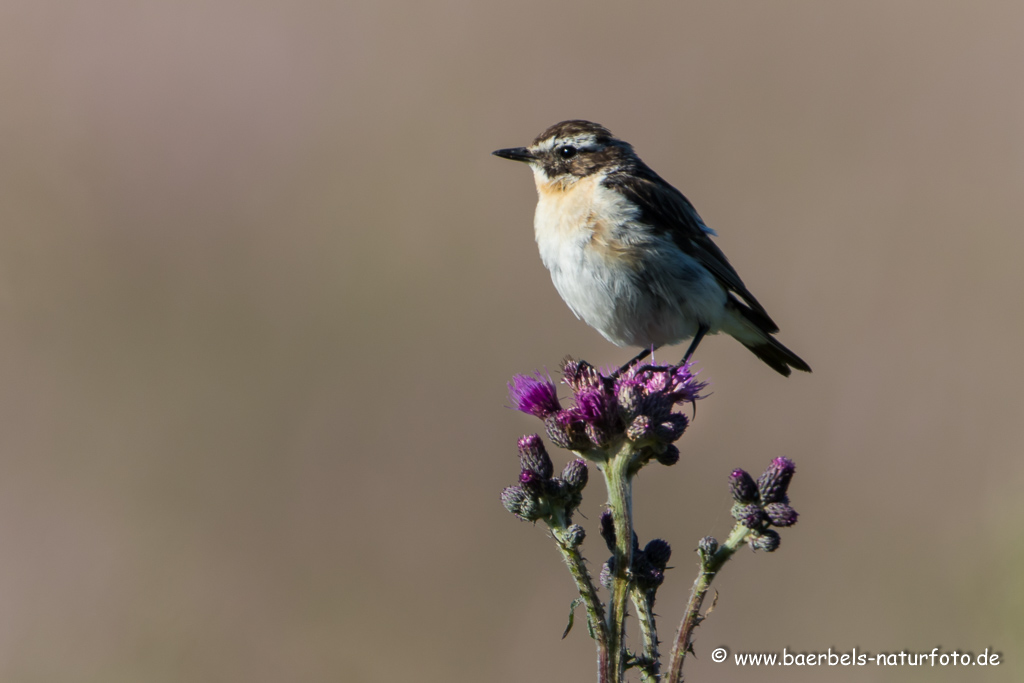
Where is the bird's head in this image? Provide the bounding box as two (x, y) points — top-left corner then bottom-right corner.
(493, 120), (635, 190)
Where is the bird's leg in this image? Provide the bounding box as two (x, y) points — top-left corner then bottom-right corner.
(614, 346), (658, 378)
(681, 324), (710, 365)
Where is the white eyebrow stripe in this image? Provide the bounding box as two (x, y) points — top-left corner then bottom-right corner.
(531, 133), (600, 153)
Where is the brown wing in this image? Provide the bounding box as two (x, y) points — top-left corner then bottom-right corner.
(603, 167), (779, 334)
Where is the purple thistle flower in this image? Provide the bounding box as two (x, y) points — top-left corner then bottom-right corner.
(573, 386), (617, 427)
(560, 357), (603, 392)
(662, 362), (707, 404)
(508, 372), (562, 418)
(614, 361), (706, 409)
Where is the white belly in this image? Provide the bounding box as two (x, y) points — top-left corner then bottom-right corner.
(532, 177), (727, 349)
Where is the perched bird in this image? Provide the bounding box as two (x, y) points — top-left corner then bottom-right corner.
(493, 120), (810, 376)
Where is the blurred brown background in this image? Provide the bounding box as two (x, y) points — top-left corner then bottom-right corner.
(1, 2), (1022, 681)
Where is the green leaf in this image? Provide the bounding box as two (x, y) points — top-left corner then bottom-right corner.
(562, 597), (583, 639)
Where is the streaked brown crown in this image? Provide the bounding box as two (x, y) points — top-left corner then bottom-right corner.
(531, 120), (614, 147)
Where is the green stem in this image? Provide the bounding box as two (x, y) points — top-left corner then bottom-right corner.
(630, 586), (660, 682)
(602, 440), (637, 682)
(666, 523), (750, 683)
(550, 519), (611, 682)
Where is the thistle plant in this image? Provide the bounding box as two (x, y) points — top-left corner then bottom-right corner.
(501, 357), (800, 683)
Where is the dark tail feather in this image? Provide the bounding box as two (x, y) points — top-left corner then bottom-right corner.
(741, 336), (811, 376)
(728, 296), (811, 376)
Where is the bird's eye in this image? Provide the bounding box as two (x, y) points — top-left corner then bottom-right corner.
(558, 145), (578, 159)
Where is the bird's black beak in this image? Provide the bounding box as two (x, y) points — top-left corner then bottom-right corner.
(492, 147), (535, 163)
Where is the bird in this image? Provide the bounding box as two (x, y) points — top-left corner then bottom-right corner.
(493, 120), (810, 376)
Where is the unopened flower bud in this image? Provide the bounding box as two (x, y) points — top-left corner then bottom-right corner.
(764, 502), (798, 527)
(655, 444), (680, 466)
(501, 486), (529, 517)
(585, 422), (610, 449)
(600, 509), (616, 552)
(633, 552), (665, 591)
(750, 529), (781, 552)
(626, 414), (653, 442)
(729, 469), (759, 504)
(565, 524), (586, 548)
(517, 434), (553, 479)
(561, 358), (601, 392)
(543, 477), (567, 499)
(616, 382), (642, 418)
(656, 413), (689, 442)
(732, 502), (766, 529)
(517, 496), (544, 522)
(757, 457), (796, 504)
(544, 412), (587, 451)
(638, 393), (673, 423)
(644, 539), (672, 570)
(698, 536), (719, 556)
(600, 557), (616, 588)
(561, 459), (589, 492)
(519, 469), (545, 494)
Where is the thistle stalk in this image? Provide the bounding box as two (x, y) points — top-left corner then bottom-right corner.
(601, 440), (637, 681)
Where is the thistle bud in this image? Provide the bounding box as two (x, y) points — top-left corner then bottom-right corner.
(500, 486), (529, 517)
(564, 524), (586, 548)
(599, 509), (616, 552)
(764, 502), (799, 527)
(750, 529), (781, 552)
(633, 553), (665, 591)
(544, 412), (587, 451)
(517, 434), (553, 479)
(732, 503), (766, 529)
(616, 382), (642, 418)
(644, 539), (672, 570)
(561, 358), (601, 392)
(626, 414), (653, 442)
(561, 459), (589, 492)
(698, 536), (719, 556)
(757, 457), (796, 504)
(656, 413), (689, 442)
(655, 444), (680, 466)
(729, 469), (759, 504)
(600, 557), (616, 588)
(638, 393), (673, 423)
(519, 469), (545, 494)
(585, 422), (610, 449)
